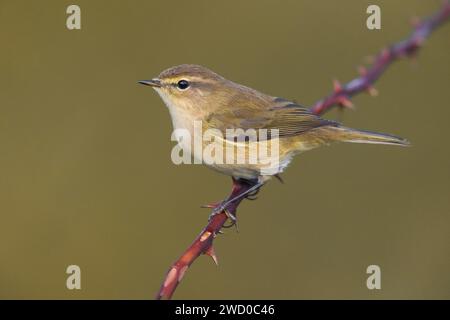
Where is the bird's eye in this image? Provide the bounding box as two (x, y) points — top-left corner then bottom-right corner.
(177, 80), (190, 90)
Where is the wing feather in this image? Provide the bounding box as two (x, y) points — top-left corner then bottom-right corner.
(204, 97), (337, 141)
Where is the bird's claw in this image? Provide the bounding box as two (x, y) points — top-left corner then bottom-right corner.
(207, 202), (238, 231)
(221, 209), (238, 231)
(208, 202), (228, 220)
(244, 188), (260, 201)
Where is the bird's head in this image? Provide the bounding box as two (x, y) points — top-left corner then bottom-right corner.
(139, 64), (231, 114)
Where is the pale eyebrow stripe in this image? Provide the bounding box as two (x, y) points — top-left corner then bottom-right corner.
(164, 75), (220, 84)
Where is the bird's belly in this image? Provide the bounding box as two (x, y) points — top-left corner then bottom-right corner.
(172, 125), (304, 179)
(206, 162), (264, 180)
(201, 138), (296, 180)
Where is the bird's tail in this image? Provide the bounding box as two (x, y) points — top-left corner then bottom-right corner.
(325, 126), (410, 146)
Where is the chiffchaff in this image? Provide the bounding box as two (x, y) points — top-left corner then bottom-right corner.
(139, 64), (408, 216)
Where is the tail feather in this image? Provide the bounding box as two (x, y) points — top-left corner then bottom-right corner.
(331, 126), (410, 146)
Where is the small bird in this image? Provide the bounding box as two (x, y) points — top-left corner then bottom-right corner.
(139, 64), (408, 218)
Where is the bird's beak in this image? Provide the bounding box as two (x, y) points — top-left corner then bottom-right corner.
(138, 78), (162, 88)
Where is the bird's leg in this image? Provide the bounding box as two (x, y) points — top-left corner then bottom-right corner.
(201, 178), (254, 210)
(208, 178), (264, 224)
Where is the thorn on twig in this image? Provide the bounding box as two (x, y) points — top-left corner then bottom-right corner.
(358, 65), (367, 76)
(201, 202), (219, 209)
(333, 79), (342, 92)
(338, 96), (355, 109)
(205, 245), (219, 265)
(381, 47), (391, 59)
(410, 16), (422, 28)
(367, 85), (379, 97)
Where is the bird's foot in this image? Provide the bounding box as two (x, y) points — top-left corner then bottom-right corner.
(202, 201), (238, 230)
(244, 188), (260, 200)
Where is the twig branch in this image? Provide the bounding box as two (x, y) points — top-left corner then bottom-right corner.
(310, 1), (450, 115)
(155, 2), (450, 300)
(156, 179), (255, 299)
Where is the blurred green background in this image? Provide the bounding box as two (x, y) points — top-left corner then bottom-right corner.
(0, 0), (449, 299)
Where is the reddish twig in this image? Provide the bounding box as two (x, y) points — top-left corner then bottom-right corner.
(310, 1), (450, 115)
(156, 2), (449, 300)
(156, 179), (255, 299)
